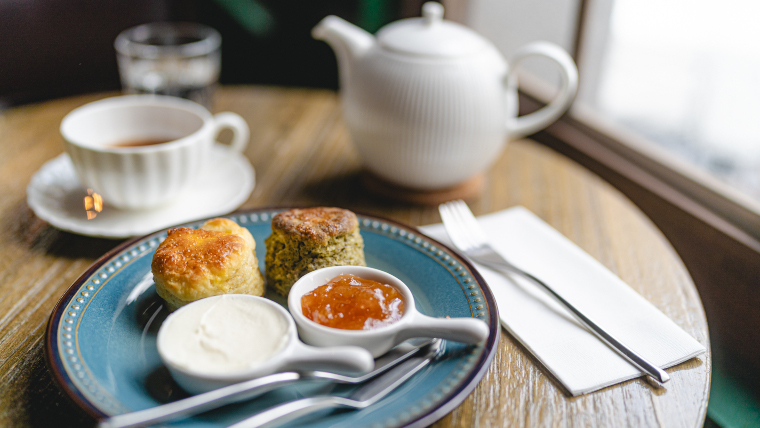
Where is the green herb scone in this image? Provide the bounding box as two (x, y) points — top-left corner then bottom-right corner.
(265, 207), (366, 296)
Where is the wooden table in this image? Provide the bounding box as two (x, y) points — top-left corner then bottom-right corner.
(0, 86), (710, 427)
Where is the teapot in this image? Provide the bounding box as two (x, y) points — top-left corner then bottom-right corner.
(313, 2), (578, 191)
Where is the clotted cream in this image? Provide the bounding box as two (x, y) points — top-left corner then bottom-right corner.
(159, 295), (289, 374)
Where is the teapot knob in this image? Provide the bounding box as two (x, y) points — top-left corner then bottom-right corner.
(422, 2), (444, 25)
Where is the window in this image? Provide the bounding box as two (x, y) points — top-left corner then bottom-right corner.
(583, 0), (760, 202)
(454, 0), (760, 232)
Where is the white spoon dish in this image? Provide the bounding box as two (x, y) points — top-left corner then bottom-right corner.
(288, 266), (490, 357)
(156, 295), (374, 395)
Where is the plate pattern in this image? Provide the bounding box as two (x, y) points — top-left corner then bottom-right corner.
(47, 209), (499, 427)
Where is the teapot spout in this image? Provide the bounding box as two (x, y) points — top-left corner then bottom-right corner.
(312, 16), (374, 87)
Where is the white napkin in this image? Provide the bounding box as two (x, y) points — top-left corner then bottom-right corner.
(420, 206), (706, 396)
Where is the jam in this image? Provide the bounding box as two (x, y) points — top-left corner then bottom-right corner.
(301, 274), (404, 330)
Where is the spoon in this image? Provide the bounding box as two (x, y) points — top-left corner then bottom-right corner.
(228, 339), (444, 428)
(97, 338), (434, 428)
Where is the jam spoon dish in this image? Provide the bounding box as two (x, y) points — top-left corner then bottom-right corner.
(288, 266), (490, 357)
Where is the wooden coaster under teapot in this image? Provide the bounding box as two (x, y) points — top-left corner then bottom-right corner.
(361, 171), (485, 205)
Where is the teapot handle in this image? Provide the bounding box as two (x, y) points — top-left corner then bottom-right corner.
(505, 41), (579, 140)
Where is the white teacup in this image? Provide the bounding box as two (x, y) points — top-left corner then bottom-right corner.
(60, 95), (249, 210)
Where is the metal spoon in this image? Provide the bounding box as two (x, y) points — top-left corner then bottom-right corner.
(98, 338), (434, 428)
(228, 339), (443, 428)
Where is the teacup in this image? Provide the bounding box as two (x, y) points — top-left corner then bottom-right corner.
(288, 266), (490, 357)
(60, 95), (249, 210)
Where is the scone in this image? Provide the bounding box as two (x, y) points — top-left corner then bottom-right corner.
(152, 218), (265, 310)
(265, 207), (366, 296)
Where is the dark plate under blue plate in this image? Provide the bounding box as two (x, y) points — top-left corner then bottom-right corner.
(46, 208), (499, 427)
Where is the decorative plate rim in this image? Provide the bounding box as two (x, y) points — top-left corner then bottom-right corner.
(45, 207), (500, 426)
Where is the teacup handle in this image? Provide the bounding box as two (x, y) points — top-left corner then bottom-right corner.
(396, 313), (490, 345)
(212, 112), (250, 153)
(285, 342), (375, 375)
(505, 41), (579, 140)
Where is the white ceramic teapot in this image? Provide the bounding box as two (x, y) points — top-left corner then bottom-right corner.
(313, 2), (578, 191)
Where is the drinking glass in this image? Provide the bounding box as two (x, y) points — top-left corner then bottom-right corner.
(115, 22), (221, 109)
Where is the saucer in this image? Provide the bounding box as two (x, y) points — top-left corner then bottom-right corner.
(26, 148), (255, 239)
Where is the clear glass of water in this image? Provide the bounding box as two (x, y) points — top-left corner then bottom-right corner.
(114, 22), (221, 109)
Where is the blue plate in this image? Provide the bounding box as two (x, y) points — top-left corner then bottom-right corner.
(46, 209), (499, 427)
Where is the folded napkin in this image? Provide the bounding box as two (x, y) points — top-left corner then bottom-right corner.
(420, 206), (706, 396)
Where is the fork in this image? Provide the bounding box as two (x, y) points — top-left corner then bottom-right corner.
(227, 339), (443, 428)
(438, 200), (670, 383)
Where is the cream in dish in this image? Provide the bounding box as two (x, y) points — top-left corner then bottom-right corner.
(158, 295), (289, 374)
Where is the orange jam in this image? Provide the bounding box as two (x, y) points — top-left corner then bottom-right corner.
(301, 274), (404, 330)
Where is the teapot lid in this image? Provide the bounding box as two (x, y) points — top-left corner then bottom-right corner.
(376, 2), (490, 58)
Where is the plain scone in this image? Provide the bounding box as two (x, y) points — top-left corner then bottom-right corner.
(265, 207), (366, 296)
(152, 218), (265, 310)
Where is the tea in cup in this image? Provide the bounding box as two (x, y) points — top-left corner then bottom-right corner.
(60, 95), (249, 210)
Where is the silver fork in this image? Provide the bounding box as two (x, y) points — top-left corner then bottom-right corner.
(227, 339), (443, 428)
(438, 200), (670, 383)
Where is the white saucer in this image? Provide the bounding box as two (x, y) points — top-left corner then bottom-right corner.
(27, 148), (255, 239)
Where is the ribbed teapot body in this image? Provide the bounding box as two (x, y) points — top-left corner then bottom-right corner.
(342, 48), (509, 189)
